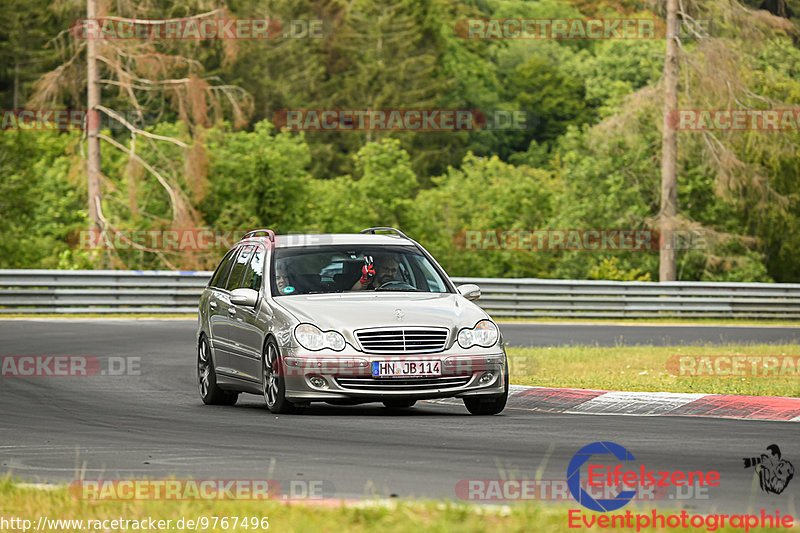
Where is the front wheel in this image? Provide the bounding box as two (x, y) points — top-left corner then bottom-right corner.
(262, 340), (301, 414)
(463, 361), (508, 415)
(197, 337), (238, 406)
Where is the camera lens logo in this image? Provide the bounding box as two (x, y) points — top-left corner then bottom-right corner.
(567, 441), (637, 512)
(743, 444), (795, 495)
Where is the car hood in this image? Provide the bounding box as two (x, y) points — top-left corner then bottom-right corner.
(273, 292), (489, 332)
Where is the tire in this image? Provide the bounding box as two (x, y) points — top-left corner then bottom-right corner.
(262, 339), (302, 414)
(463, 360), (508, 415)
(197, 336), (238, 406)
(382, 399), (417, 409)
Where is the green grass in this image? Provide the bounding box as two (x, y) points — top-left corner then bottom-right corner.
(0, 477), (790, 533)
(508, 344), (800, 397)
(0, 477), (571, 533)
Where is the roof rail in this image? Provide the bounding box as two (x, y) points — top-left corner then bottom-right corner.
(360, 227), (410, 240)
(241, 229), (276, 242)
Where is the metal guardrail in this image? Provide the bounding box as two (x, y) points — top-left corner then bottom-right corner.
(455, 277), (800, 318)
(1, 270), (799, 318)
(0, 270), (208, 314)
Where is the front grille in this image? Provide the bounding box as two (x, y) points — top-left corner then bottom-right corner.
(355, 327), (449, 354)
(335, 375), (471, 391)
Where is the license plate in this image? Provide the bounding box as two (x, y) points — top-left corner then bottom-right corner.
(372, 360), (441, 377)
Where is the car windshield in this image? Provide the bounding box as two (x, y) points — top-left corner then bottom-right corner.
(271, 245), (450, 296)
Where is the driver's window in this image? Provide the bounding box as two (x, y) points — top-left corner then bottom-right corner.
(397, 259), (413, 287)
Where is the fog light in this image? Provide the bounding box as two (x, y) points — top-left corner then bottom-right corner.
(479, 372), (494, 384)
(309, 376), (327, 388)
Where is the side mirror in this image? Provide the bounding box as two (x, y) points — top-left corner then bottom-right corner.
(457, 284), (481, 301)
(230, 288), (259, 307)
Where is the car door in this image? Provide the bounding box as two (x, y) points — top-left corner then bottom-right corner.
(222, 245), (257, 380)
(206, 247), (238, 372)
(228, 245), (268, 382)
(213, 245), (252, 375)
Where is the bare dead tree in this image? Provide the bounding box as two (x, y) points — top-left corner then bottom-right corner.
(30, 0), (254, 269)
(585, 0), (796, 281)
(660, 0), (679, 281)
(86, 0), (101, 231)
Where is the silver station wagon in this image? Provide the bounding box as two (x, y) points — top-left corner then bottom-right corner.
(196, 227), (508, 415)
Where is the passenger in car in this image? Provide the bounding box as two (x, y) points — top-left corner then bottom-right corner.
(275, 264), (291, 292)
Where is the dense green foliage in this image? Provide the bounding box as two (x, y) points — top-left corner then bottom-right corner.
(1, 0), (799, 281)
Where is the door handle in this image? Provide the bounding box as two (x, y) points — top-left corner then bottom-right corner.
(209, 301), (217, 309)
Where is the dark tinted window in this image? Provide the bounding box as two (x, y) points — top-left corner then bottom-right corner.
(271, 245), (451, 296)
(242, 247), (265, 292)
(209, 249), (237, 288)
(225, 245), (254, 291)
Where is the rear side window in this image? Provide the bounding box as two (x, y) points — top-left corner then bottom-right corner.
(209, 249), (237, 288)
(225, 245), (254, 291)
(242, 247), (265, 292)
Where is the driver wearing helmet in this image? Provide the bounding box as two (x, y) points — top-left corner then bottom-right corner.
(351, 254), (401, 290)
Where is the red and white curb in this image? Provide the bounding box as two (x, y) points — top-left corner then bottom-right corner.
(430, 385), (800, 422)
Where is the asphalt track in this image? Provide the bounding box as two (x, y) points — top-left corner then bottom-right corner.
(0, 319), (798, 517)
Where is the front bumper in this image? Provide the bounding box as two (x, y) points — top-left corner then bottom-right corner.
(279, 351), (507, 402)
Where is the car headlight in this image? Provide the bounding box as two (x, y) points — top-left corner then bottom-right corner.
(457, 320), (499, 349)
(324, 331), (346, 351)
(294, 324), (346, 351)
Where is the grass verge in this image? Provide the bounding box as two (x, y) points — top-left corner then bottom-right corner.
(0, 477), (561, 533)
(0, 477), (790, 533)
(507, 344), (800, 397)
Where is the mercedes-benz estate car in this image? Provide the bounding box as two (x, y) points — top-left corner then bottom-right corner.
(196, 227), (508, 415)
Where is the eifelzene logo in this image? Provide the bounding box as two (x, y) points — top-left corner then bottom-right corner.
(567, 441), (720, 513)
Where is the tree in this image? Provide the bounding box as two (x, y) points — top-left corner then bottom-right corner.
(406, 153), (556, 278)
(312, 0), (450, 179)
(660, 0), (679, 281)
(305, 138), (418, 232)
(200, 121), (311, 234)
(28, 0), (253, 268)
